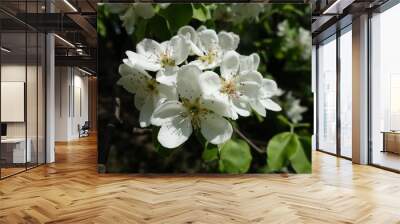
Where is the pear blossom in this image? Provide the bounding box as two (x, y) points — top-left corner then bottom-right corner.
(117, 25), (282, 149)
(151, 65), (233, 148)
(285, 92), (307, 123)
(178, 26), (239, 70)
(117, 60), (177, 127)
(106, 3), (155, 35)
(126, 35), (190, 86)
(198, 51), (263, 119)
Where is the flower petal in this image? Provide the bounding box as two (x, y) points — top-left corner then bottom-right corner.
(218, 31), (239, 51)
(134, 90), (147, 110)
(237, 81), (260, 100)
(220, 50), (240, 80)
(260, 78), (278, 97)
(136, 39), (162, 61)
(117, 64), (150, 94)
(250, 100), (266, 117)
(133, 3), (155, 19)
(199, 71), (221, 94)
(198, 29), (218, 52)
(156, 66), (179, 86)
(238, 71), (263, 84)
(259, 98), (282, 112)
(169, 35), (190, 65)
(139, 95), (155, 127)
(178, 25), (198, 45)
(157, 83), (178, 101)
(239, 53), (260, 73)
(201, 95), (233, 119)
(177, 65), (203, 100)
(200, 113), (232, 145)
(158, 116), (192, 148)
(151, 101), (186, 126)
(126, 50), (161, 72)
(232, 98), (251, 117)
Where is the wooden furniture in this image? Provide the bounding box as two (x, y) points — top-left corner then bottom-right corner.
(382, 131), (400, 154)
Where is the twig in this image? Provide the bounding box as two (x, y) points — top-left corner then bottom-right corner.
(233, 127), (265, 154)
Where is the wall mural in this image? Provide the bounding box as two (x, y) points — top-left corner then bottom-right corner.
(98, 3), (312, 174)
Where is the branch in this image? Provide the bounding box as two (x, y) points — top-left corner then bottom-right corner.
(233, 127), (265, 154)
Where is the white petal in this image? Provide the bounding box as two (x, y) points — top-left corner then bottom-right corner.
(251, 53), (260, 70)
(177, 65), (203, 100)
(117, 64), (150, 94)
(200, 113), (232, 145)
(156, 66), (179, 86)
(218, 31), (239, 51)
(232, 98), (251, 117)
(178, 25), (198, 44)
(151, 101), (186, 126)
(133, 3), (155, 19)
(199, 71), (221, 94)
(239, 53), (260, 73)
(189, 59), (218, 70)
(134, 90), (147, 110)
(198, 29), (218, 52)
(261, 78), (278, 97)
(126, 50), (161, 71)
(238, 71), (263, 84)
(157, 83), (178, 101)
(136, 39), (162, 62)
(197, 25), (207, 32)
(250, 100), (266, 117)
(260, 98), (282, 112)
(237, 81), (260, 100)
(139, 96), (155, 127)
(169, 35), (190, 65)
(158, 116), (192, 148)
(201, 95), (233, 119)
(221, 50), (240, 80)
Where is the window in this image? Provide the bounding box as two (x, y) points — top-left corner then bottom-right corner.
(339, 26), (352, 158)
(370, 3), (400, 171)
(317, 35), (337, 154)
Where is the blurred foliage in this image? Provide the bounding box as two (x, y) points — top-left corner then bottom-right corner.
(98, 3), (312, 174)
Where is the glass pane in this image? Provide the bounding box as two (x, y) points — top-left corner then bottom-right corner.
(38, 32), (45, 165)
(1, 30), (27, 177)
(27, 30), (38, 169)
(317, 36), (337, 154)
(339, 28), (352, 158)
(371, 5), (400, 171)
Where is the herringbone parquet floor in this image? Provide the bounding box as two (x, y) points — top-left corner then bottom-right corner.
(1, 135), (400, 224)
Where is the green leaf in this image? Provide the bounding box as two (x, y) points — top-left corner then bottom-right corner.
(147, 15), (171, 41)
(159, 4), (193, 33)
(289, 136), (311, 173)
(192, 4), (211, 22)
(219, 139), (252, 174)
(202, 142), (219, 162)
(299, 136), (312, 162)
(266, 132), (300, 171)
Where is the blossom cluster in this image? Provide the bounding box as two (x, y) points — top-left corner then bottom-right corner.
(118, 25), (281, 148)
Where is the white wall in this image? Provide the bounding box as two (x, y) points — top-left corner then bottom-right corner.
(55, 66), (89, 141)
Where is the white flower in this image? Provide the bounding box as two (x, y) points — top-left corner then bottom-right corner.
(117, 60), (177, 127)
(108, 3), (155, 35)
(249, 78), (282, 117)
(126, 35), (190, 86)
(286, 92), (307, 123)
(198, 51), (263, 119)
(151, 65), (233, 148)
(178, 26), (239, 70)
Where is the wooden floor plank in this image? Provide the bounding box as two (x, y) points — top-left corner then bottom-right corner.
(0, 135), (400, 223)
